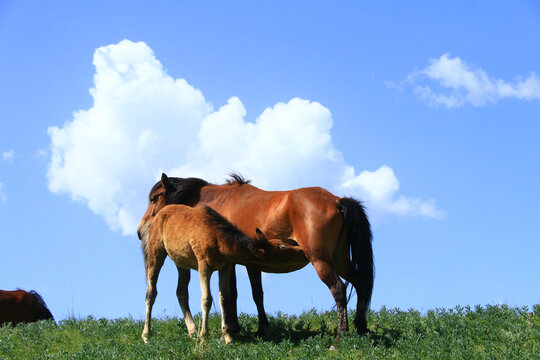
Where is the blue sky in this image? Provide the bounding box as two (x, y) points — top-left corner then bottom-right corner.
(1, 1), (539, 321)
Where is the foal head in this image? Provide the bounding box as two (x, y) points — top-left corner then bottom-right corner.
(137, 173), (208, 241)
(253, 228), (308, 263)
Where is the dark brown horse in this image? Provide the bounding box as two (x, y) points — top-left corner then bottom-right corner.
(0, 289), (54, 326)
(138, 173), (373, 339)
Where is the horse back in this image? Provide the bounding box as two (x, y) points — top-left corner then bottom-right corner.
(199, 184), (343, 259)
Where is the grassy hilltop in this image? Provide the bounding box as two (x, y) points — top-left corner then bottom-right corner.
(1, 305), (538, 359)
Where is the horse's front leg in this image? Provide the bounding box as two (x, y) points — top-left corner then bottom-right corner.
(246, 265), (270, 335)
(218, 264), (234, 344)
(198, 264), (213, 340)
(225, 264), (240, 334)
(175, 266), (197, 336)
(142, 282), (157, 343)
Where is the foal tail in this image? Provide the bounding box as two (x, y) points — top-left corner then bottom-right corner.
(337, 197), (374, 312)
(29, 290), (54, 321)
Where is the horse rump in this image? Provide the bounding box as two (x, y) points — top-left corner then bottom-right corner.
(28, 290), (54, 321)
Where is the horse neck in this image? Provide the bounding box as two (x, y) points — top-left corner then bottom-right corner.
(198, 183), (261, 205)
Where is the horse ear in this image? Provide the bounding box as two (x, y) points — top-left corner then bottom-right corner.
(161, 173), (172, 190)
(255, 228), (266, 241)
(254, 228), (269, 254)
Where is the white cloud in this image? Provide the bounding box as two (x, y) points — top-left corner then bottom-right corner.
(406, 54), (540, 107)
(47, 40), (211, 234)
(174, 96), (345, 191)
(0, 182), (6, 204)
(0, 150), (14, 204)
(2, 150), (14, 162)
(47, 40), (443, 235)
(340, 165), (445, 221)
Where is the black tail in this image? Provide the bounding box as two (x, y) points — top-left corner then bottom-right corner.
(29, 290), (54, 321)
(338, 197), (374, 314)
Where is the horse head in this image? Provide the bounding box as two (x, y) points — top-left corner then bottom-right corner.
(137, 173), (174, 241)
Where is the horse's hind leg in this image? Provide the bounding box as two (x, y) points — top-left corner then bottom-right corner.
(142, 248), (166, 342)
(342, 268), (369, 334)
(246, 266), (270, 335)
(176, 266), (197, 336)
(218, 264), (234, 344)
(311, 260), (349, 340)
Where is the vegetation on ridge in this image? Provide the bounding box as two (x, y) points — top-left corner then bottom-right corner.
(0, 305), (538, 359)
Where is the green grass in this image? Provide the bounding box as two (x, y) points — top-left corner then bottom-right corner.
(1, 305), (538, 359)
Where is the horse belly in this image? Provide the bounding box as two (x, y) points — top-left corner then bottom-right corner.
(163, 237), (199, 270)
(254, 260), (309, 273)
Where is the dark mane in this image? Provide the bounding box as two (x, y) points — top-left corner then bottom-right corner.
(150, 177), (209, 205)
(225, 173), (251, 185)
(203, 206), (265, 253)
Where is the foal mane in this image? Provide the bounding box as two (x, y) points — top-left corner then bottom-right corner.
(203, 206), (265, 255)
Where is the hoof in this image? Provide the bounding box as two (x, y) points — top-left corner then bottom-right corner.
(255, 322), (269, 337)
(222, 333), (234, 345)
(187, 326), (198, 338)
(141, 332), (150, 343)
(199, 330), (208, 340)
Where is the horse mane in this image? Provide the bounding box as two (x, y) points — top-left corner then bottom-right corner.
(28, 290), (54, 321)
(225, 173), (251, 185)
(150, 177), (209, 204)
(203, 206), (266, 256)
(151, 174), (250, 203)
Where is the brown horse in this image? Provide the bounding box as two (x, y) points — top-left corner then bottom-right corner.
(141, 204), (307, 344)
(0, 289), (54, 326)
(138, 173), (374, 340)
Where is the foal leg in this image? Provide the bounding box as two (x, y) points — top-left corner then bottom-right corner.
(218, 264), (234, 344)
(198, 264), (213, 340)
(246, 265), (270, 335)
(176, 266), (197, 336)
(142, 251), (166, 342)
(312, 260), (349, 341)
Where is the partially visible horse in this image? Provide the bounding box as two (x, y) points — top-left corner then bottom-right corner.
(0, 289), (54, 326)
(141, 204), (307, 344)
(138, 173), (374, 340)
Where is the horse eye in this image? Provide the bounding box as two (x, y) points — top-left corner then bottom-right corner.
(150, 195), (159, 203)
